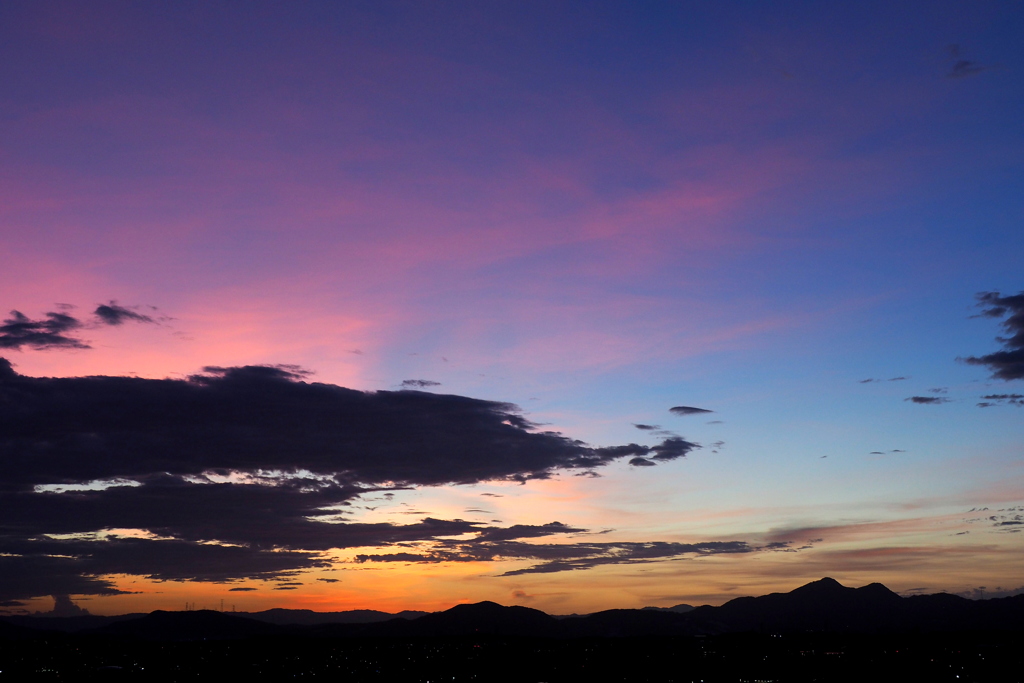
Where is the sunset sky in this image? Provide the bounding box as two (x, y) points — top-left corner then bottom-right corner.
(1, 1), (1022, 617)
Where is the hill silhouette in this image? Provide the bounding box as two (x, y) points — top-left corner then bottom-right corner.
(90, 609), (285, 641)
(379, 601), (560, 638)
(241, 607), (428, 626)
(688, 576), (904, 633)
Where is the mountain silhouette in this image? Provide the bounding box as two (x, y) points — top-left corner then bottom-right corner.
(241, 607), (428, 626)
(687, 576), (904, 633)
(642, 603), (694, 613)
(369, 600), (561, 638)
(4, 578), (1024, 641)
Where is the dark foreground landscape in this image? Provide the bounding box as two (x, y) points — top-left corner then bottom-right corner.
(2, 579), (1022, 682)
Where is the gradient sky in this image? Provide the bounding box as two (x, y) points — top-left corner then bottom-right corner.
(1, 1), (1022, 616)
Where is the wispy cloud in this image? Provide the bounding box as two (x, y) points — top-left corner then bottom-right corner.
(977, 393), (1024, 408)
(94, 301), (155, 326)
(945, 45), (988, 79)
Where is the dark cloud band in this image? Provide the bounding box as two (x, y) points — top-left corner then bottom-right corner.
(0, 361), (702, 601)
(0, 361), (693, 488)
(0, 310), (86, 350)
(963, 291), (1024, 380)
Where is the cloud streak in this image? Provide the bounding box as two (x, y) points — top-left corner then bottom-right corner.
(356, 538), (766, 576)
(669, 406), (713, 416)
(977, 393), (1024, 408)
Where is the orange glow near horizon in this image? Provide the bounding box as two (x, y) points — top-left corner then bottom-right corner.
(27, 497), (1022, 618)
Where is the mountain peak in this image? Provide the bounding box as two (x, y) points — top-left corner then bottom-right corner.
(856, 582), (901, 599)
(411, 600), (558, 637)
(791, 577), (848, 594)
(447, 601), (504, 612)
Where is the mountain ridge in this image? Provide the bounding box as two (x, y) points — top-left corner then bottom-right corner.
(4, 578), (1023, 640)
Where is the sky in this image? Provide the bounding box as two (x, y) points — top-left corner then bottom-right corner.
(0, 1), (1022, 617)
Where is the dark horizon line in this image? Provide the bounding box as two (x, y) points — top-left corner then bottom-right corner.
(13, 576), (1019, 620)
